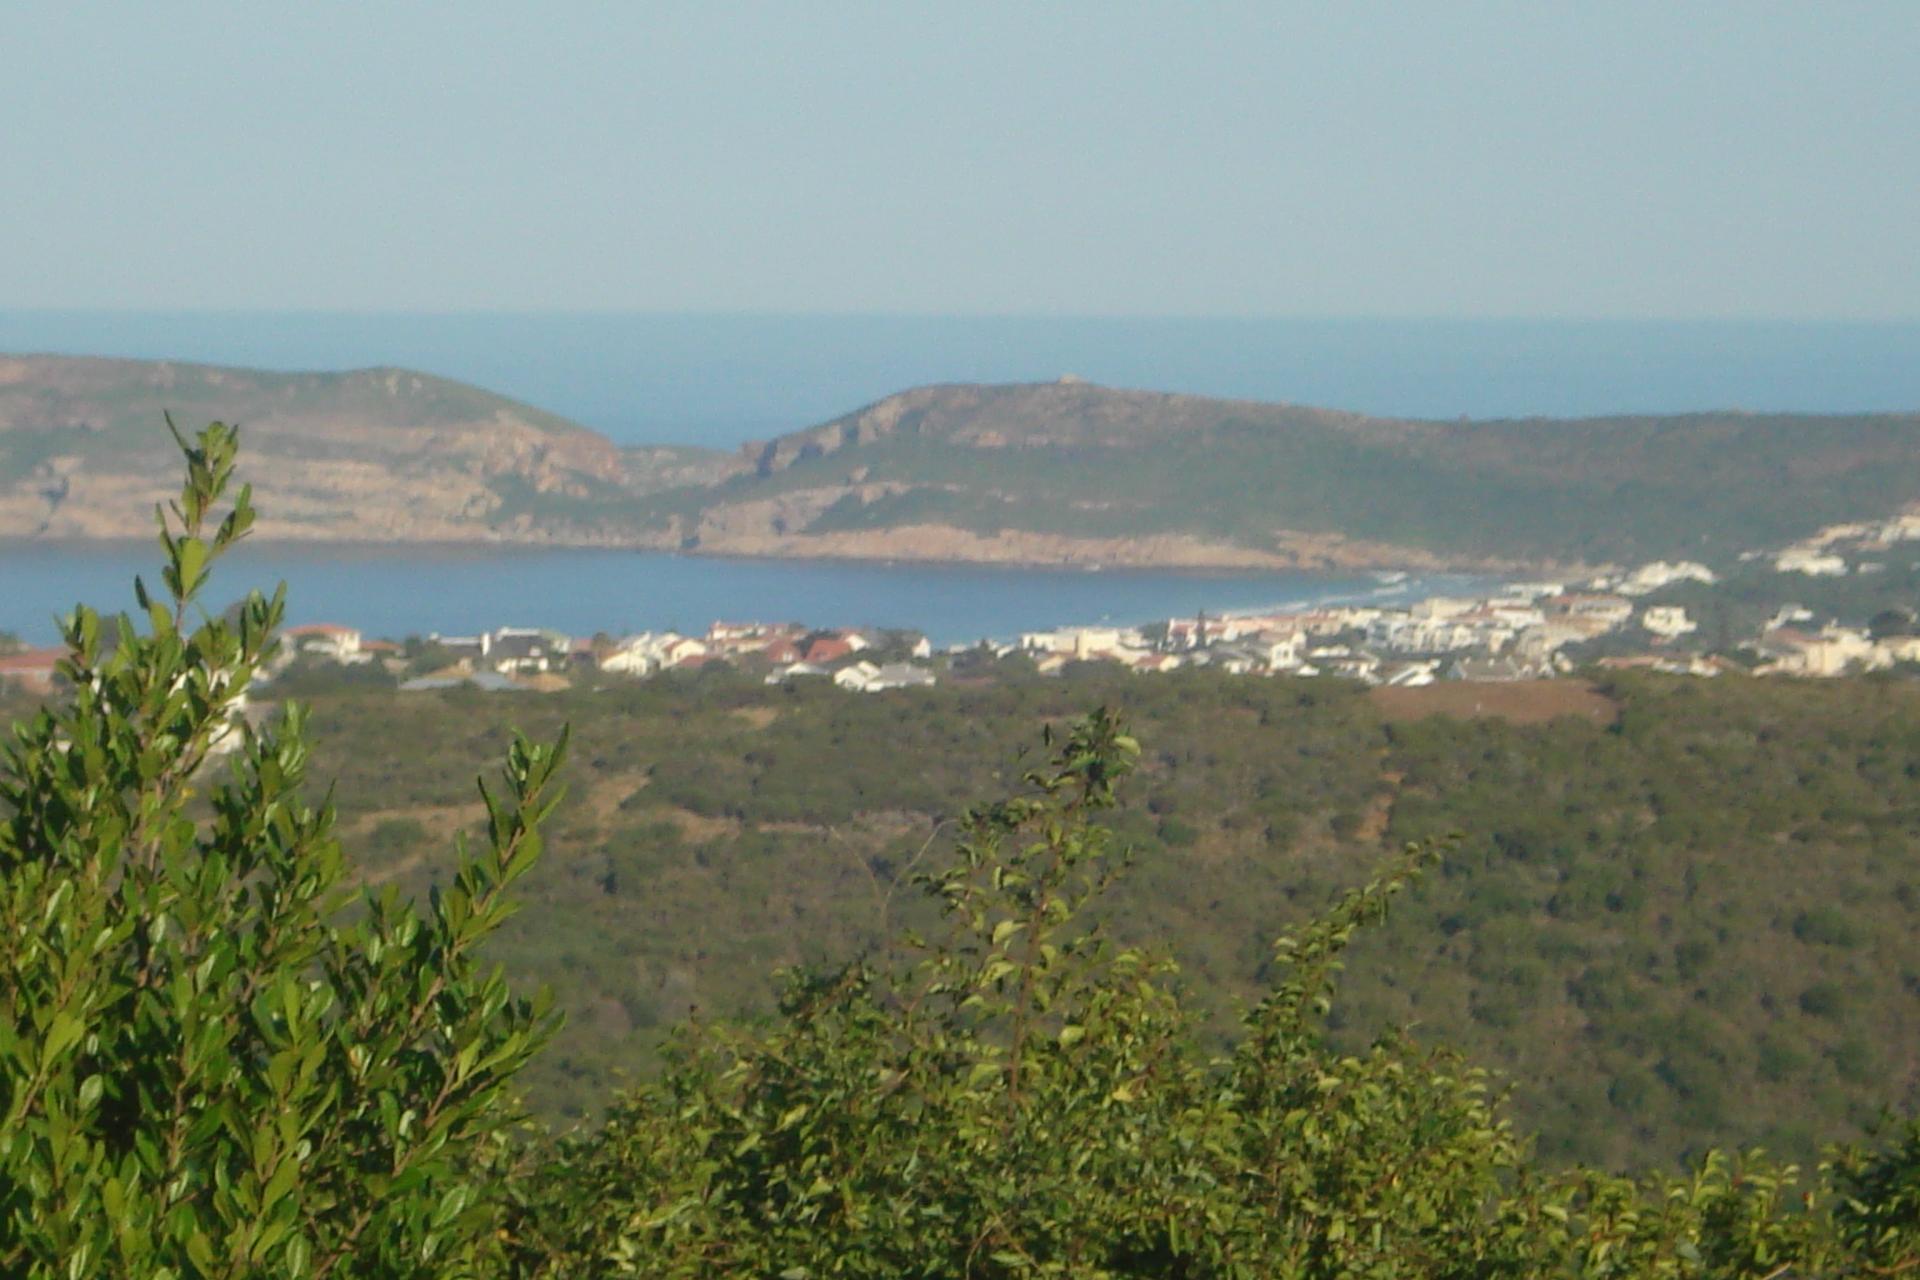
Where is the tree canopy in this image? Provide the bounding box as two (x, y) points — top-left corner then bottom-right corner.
(0, 422), (565, 1277)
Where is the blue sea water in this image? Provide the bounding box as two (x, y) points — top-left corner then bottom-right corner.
(0, 542), (1477, 650)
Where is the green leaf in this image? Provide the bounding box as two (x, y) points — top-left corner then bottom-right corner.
(41, 1012), (85, 1067)
(261, 1157), (299, 1212)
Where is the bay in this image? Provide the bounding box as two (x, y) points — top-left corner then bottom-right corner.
(0, 543), (1478, 649)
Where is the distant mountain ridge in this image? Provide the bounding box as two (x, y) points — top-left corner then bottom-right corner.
(4, 354), (1919, 570)
(742, 380), (1393, 473)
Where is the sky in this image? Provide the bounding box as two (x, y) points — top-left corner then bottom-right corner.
(3, 3), (1917, 319)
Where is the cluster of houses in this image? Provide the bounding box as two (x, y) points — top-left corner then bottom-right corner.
(313, 619), (948, 694)
(1757, 509), (1920, 579)
(1748, 608), (1920, 677)
(997, 546), (1909, 686)
(237, 545), (1920, 689)
(1008, 573), (1713, 686)
(6, 521), (1920, 698)
(1587, 560), (1719, 596)
(594, 620), (937, 691)
(1012, 612), (1445, 685)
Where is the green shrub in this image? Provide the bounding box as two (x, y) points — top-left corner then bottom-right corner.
(502, 710), (1920, 1278)
(1793, 906), (1865, 949)
(0, 424), (564, 1278)
(1800, 981), (1849, 1020)
(1157, 814), (1200, 846)
(1757, 1033), (1810, 1083)
(366, 815), (429, 858)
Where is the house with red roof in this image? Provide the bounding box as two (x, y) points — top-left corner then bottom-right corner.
(802, 635), (858, 665)
(284, 623), (363, 661)
(761, 638), (802, 665)
(0, 648), (65, 692)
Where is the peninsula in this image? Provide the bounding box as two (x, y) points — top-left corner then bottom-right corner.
(5, 353), (1919, 571)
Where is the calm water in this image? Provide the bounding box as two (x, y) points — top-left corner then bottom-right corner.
(0, 543), (1479, 649)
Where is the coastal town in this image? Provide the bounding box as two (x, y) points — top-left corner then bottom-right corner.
(4, 511), (1919, 698)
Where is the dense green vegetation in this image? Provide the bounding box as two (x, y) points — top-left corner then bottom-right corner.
(670, 382), (1920, 564)
(503, 715), (1920, 1277)
(265, 659), (1920, 1173)
(7, 425), (1920, 1276)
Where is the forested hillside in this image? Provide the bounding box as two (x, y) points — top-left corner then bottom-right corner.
(680, 380), (1920, 567)
(144, 664), (1920, 1171)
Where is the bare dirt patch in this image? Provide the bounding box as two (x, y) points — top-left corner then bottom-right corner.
(343, 802), (484, 841)
(658, 806), (741, 842)
(1368, 680), (1618, 726)
(730, 706), (781, 730)
(1353, 768), (1404, 843)
(342, 802), (486, 887)
(578, 773), (647, 826)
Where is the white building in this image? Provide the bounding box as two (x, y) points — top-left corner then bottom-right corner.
(1556, 594), (1635, 628)
(1757, 626), (1884, 677)
(661, 636), (711, 668)
(1878, 636), (1920, 665)
(601, 633), (667, 676)
(764, 661), (831, 684)
(1640, 606), (1697, 638)
(833, 661), (938, 693)
(285, 623), (364, 662)
(601, 630), (705, 675)
(1775, 548), (1849, 577)
(1410, 596), (1476, 620)
(487, 627), (567, 675)
(1498, 581), (1566, 601)
(1617, 561), (1717, 596)
(1256, 630), (1307, 669)
(1020, 626), (1127, 658)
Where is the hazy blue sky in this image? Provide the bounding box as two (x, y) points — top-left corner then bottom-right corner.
(4, 4), (1916, 318)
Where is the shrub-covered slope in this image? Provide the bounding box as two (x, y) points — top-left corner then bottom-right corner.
(694, 380), (1920, 566)
(229, 667), (1920, 1169)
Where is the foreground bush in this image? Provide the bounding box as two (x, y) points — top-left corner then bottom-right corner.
(510, 712), (1920, 1278)
(0, 423), (563, 1278)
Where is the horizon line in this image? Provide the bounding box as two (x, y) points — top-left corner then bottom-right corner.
(6, 306), (1920, 327)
